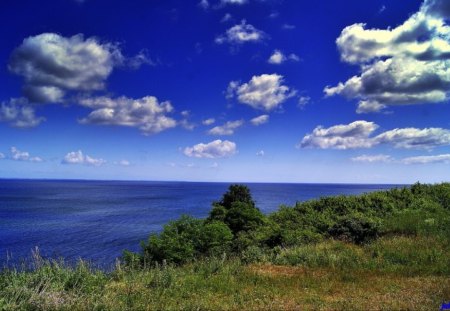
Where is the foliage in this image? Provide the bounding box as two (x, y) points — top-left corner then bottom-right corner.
(131, 215), (233, 265)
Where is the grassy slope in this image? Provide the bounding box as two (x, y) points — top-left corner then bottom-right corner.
(1, 236), (449, 310)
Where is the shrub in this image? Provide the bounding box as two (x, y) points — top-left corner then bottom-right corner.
(136, 216), (233, 265)
(328, 214), (381, 244)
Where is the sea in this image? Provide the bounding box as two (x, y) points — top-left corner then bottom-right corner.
(0, 179), (404, 267)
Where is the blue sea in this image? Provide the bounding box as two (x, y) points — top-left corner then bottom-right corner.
(0, 179), (404, 267)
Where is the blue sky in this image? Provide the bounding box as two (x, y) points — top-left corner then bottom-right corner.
(1, 0), (450, 183)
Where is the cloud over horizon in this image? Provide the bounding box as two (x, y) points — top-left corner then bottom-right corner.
(62, 150), (106, 166)
(79, 96), (177, 135)
(300, 120), (450, 150)
(183, 139), (237, 158)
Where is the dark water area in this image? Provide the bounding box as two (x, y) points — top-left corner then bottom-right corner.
(0, 179), (405, 267)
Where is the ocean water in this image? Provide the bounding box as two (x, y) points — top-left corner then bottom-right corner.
(0, 179), (403, 267)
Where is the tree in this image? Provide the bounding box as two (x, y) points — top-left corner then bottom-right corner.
(208, 185), (265, 235)
(216, 184), (256, 210)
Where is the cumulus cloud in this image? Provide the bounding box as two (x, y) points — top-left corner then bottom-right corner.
(215, 20), (266, 45)
(202, 118), (216, 125)
(208, 120), (243, 135)
(268, 50), (286, 64)
(375, 127), (450, 149)
(227, 74), (296, 111)
(9, 33), (124, 103)
(0, 98), (45, 128)
(10, 147), (43, 162)
(79, 96), (177, 135)
(300, 120), (450, 150)
(300, 121), (378, 149)
(62, 150), (106, 166)
(250, 114), (269, 126)
(325, 0), (450, 113)
(256, 150), (265, 156)
(183, 140), (237, 158)
(268, 50), (299, 64)
(351, 154), (393, 163)
(402, 153), (450, 164)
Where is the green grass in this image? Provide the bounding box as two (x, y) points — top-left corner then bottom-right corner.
(1, 235), (449, 310)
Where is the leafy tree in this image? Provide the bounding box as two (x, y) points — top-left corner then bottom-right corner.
(224, 202), (265, 235)
(215, 184), (256, 210)
(208, 185), (265, 235)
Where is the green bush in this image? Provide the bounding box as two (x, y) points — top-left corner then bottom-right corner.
(133, 215), (233, 265)
(328, 213), (381, 244)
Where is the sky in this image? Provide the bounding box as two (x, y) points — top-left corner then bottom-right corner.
(1, 0), (450, 183)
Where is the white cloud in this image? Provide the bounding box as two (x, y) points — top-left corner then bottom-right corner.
(0, 98), (45, 128)
(183, 140), (237, 158)
(300, 120), (450, 150)
(300, 121), (378, 149)
(208, 120), (243, 135)
(10, 147), (43, 162)
(62, 150), (106, 166)
(228, 74), (296, 111)
(402, 154), (450, 164)
(180, 119), (196, 130)
(79, 96), (177, 135)
(375, 127), (450, 149)
(298, 96), (310, 108)
(325, 0), (450, 112)
(250, 114), (269, 126)
(256, 150), (265, 156)
(179, 111), (196, 130)
(268, 50), (286, 64)
(9, 33), (123, 103)
(215, 20), (266, 45)
(351, 154), (392, 163)
(268, 50), (299, 64)
(202, 118), (216, 125)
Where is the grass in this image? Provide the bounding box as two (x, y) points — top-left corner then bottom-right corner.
(1, 235), (449, 310)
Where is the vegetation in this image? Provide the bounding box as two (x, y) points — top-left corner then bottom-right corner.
(1, 183), (450, 310)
